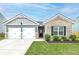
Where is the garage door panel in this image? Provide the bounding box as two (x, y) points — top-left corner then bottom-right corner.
(22, 28), (35, 39)
(8, 28), (21, 39)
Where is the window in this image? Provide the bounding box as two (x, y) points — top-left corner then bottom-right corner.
(52, 26), (66, 36)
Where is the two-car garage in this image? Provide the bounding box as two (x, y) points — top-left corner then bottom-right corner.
(5, 14), (38, 39)
(8, 27), (35, 39)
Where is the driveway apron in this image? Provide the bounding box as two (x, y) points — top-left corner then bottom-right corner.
(0, 39), (34, 55)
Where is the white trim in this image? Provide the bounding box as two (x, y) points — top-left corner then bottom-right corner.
(53, 26), (65, 36)
(43, 13), (75, 24)
(3, 13), (39, 25)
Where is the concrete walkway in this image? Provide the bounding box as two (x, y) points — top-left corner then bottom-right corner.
(0, 39), (34, 55)
(34, 38), (45, 41)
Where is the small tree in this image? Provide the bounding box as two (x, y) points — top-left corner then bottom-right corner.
(45, 34), (50, 41)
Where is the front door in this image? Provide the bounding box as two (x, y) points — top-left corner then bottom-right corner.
(38, 26), (44, 38)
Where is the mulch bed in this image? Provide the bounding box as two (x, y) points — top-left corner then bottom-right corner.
(48, 40), (79, 43)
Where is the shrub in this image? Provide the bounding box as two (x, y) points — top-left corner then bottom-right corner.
(50, 36), (53, 41)
(53, 36), (59, 41)
(69, 35), (76, 41)
(45, 34), (50, 41)
(51, 36), (54, 40)
(61, 36), (67, 41)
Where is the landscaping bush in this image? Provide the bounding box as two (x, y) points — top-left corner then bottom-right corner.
(53, 36), (59, 41)
(61, 36), (67, 41)
(69, 35), (76, 41)
(50, 36), (53, 41)
(51, 36), (53, 40)
(45, 34), (50, 41)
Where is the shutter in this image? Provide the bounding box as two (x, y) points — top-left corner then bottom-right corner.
(51, 26), (53, 35)
(64, 26), (66, 36)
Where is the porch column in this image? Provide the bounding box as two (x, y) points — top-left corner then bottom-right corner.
(5, 25), (8, 39)
(36, 25), (38, 39)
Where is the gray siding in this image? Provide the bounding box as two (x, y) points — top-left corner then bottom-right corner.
(0, 24), (5, 33)
(5, 15), (38, 38)
(7, 18), (37, 25)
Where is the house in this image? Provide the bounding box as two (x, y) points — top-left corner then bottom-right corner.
(4, 13), (39, 39)
(4, 13), (75, 39)
(72, 17), (79, 37)
(0, 13), (7, 34)
(43, 14), (75, 37)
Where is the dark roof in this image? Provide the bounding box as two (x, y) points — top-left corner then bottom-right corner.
(37, 21), (43, 24)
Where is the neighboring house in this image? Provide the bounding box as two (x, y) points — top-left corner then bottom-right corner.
(4, 13), (75, 39)
(0, 13), (7, 34)
(72, 18), (79, 37)
(72, 17), (79, 32)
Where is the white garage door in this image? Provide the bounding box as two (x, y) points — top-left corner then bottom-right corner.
(22, 27), (35, 39)
(8, 28), (21, 39)
(8, 27), (35, 39)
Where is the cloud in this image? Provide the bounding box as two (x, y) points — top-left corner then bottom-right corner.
(59, 7), (78, 13)
(29, 4), (57, 10)
(0, 7), (5, 13)
(11, 3), (57, 10)
(58, 4), (79, 14)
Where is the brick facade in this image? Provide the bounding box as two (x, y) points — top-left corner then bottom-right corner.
(44, 16), (72, 36)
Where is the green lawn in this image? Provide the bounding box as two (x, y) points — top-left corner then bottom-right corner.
(25, 41), (79, 55)
(0, 37), (5, 40)
(0, 33), (5, 40)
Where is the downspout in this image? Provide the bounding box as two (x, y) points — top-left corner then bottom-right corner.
(21, 22), (22, 39)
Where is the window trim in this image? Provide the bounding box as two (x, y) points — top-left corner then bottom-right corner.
(52, 26), (66, 36)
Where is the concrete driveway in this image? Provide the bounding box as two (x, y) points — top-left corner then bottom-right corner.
(0, 39), (34, 55)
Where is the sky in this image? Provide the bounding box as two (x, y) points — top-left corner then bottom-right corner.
(0, 3), (79, 31)
(0, 3), (79, 21)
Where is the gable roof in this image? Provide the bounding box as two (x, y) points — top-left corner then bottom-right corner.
(75, 16), (79, 22)
(43, 13), (75, 24)
(3, 13), (39, 25)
